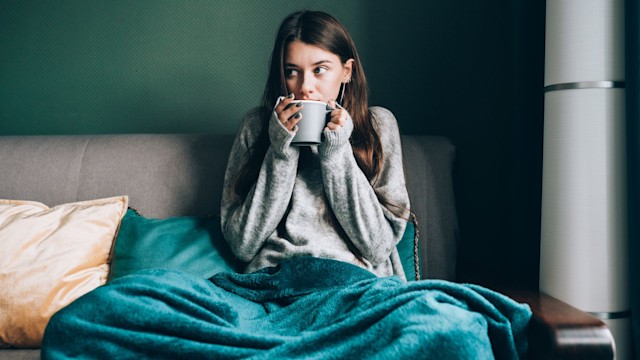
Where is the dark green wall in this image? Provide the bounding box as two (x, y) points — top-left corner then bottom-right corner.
(0, 0), (546, 289)
(0, 0), (369, 134)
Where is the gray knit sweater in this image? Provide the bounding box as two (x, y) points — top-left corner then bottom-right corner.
(220, 106), (410, 278)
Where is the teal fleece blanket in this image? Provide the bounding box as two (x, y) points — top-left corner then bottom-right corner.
(42, 257), (531, 359)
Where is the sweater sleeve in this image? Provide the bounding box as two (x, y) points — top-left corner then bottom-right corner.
(220, 109), (300, 262)
(318, 107), (410, 265)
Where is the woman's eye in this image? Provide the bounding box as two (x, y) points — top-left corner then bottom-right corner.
(314, 67), (327, 75)
(285, 69), (298, 78)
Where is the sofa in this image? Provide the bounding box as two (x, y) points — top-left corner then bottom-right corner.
(0, 133), (615, 359)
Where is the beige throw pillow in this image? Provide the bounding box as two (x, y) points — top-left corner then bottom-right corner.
(0, 196), (128, 348)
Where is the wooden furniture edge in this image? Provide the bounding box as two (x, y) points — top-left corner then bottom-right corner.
(503, 289), (615, 359)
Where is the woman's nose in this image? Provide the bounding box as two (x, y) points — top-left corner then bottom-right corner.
(299, 75), (314, 97)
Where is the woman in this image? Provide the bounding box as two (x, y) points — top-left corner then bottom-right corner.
(221, 10), (411, 279)
(42, 11), (530, 360)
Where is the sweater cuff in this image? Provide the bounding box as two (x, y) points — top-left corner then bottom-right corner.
(268, 111), (298, 158)
(319, 114), (354, 158)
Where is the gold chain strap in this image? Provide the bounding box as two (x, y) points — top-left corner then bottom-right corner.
(410, 212), (421, 281)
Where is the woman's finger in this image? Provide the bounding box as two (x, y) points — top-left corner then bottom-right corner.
(286, 112), (302, 130)
(325, 121), (342, 131)
(276, 95), (303, 128)
(329, 109), (347, 126)
(276, 94), (294, 113)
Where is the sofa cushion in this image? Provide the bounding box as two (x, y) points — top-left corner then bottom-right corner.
(109, 209), (242, 281)
(111, 209), (420, 281)
(0, 196), (128, 348)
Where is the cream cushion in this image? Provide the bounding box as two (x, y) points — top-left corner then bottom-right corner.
(0, 196), (128, 348)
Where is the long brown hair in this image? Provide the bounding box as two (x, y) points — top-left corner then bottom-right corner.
(233, 10), (383, 199)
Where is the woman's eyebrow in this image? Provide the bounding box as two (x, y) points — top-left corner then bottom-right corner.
(285, 60), (333, 68)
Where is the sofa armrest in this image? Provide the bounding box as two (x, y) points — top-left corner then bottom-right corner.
(502, 289), (615, 359)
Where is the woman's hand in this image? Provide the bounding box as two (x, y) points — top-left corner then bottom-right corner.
(274, 94), (303, 132)
(325, 100), (350, 131)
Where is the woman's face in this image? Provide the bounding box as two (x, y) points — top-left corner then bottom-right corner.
(284, 40), (353, 103)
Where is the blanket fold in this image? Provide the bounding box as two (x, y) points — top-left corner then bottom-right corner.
(42, 257), (531, 360)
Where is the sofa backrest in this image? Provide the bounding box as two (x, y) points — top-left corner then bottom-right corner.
(0, 134), (458, 280)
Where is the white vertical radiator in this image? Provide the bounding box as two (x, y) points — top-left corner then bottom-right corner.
(540, 0), (630, 359)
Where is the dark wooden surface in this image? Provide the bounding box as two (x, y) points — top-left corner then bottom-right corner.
(503, 289), (615, 359)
